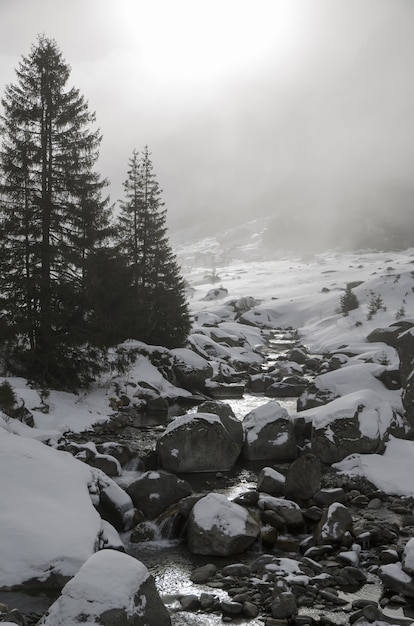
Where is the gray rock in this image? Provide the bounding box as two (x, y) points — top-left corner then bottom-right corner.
(187, 493), (260, 556)
(157, 412), (242, 473)
(315, 503), (353, 544)
(284, 453), (321, 503)
(257, 466), (286, 496)
(126, 470), (191, 519)
(242, 401), (297, 462)
(37, 550), (171, 626)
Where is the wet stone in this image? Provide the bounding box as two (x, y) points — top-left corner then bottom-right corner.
(180, 594), (201, 611)
(220, 600), (243, 615)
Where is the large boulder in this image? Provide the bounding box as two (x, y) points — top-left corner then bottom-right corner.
(196, 401), (243, 447)
(284, 453), (321, 503)
(157, 412), (242, 473)
(187, 493), (260, 556)
(171, 348), (213, 391)
(126, 470), (192, 519)
(37, 549), (171, 625)
(310, 389), (398, 465)
(242, 401), (297, 462)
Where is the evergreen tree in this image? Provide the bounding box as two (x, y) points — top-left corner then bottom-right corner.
(0, 35), (112, 386)
(117, 147), (190, 347)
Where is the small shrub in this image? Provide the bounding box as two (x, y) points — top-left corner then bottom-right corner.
(0, 380), (17, 415)
(367, 293), (386, 320)
(340, 284), (359, 316)
(396, 306), (406, 320)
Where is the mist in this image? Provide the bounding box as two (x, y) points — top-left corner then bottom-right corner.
(1, 0), (414, 251)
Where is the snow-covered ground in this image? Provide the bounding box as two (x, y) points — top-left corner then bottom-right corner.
(2, 222), (414, 589)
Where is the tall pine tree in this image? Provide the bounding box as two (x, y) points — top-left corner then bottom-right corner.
(0, 35), (112, 386)
(117, 147), (190, 348)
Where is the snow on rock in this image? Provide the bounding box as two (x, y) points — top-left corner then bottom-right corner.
(187, 492), (260, 556)
(171, 347), (213, 390)
(0, 428), (103, 588)
(157, 412), (242, 473)
(316, 502), (354, 544)
(403, 538), (414, 575)
(308, 389), (399, 464)
(334, 436), (414, 497)
(37, 549), (171, 626)
(242, 401), (297, 462)
(313, 362), (403, 413)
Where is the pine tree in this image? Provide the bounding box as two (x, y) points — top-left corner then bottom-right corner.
(117, 147), (190, 347)
(0, 35), (112, 386)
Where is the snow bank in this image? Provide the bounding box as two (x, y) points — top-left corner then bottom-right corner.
(0, 428), (102, 587)
(334, 436), (414, 496)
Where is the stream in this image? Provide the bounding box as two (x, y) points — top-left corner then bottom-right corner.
(0, 330), (398, 624)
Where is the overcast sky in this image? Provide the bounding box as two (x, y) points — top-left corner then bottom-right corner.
(1, 0), (414, 233)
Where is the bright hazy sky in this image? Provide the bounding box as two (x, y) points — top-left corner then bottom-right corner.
(1, 0), (414, 231)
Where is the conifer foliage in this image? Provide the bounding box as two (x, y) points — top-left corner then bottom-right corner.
(117, 147), (191, 348)
(0, 36), (111, 386)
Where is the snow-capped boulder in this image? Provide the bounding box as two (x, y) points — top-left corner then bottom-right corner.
(37, 550), (171, 626)
(94, 469), (135, 531)
(171, 347), (213, 391)
(237, 307), (281, 328)
(203, 287), (228, 300)
(187, 493), (260, 556)
(310, 389), (398, 465)
(257, 467), (286, 496)
(70, 442), (122, 477)
(403, 538), (414, 575)
(315, 502), (353, 544)
(126, 470), (192, 519)
(0, 430), (116, 589)
(189, 333), (233, 360)
(156, 412), (242, 473)
(196, 400), (243, 447)
(242, 401), (297, 462)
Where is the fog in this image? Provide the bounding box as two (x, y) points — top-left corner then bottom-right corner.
(1, 0), (414, 249)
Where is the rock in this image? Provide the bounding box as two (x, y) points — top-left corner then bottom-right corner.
(190, 563), (217, 583)
(271, 580), (297, 619)
(196, 401), (243, 447)
(93, 470), (136, 532)
(96, 442), (131, 466)
(284, 454), (321, 503)
(157, 412), (242, 473)
(311, 390), (397, 464)
(402, 537), (414, 574)
(315, 503), (353, 544)
(180, 594), (201, 611)
(126, 470), (192, 519)
(2, 608), (27, 625)
(37, 549), (171, 625)
(258, 495), (305, 530)
(257, 466), (286, 496)
(242, 401), (297, 462)
(243, 601), (260, 618)
(288, 347), (309, 365)
(220, 600), (243, 616)
(379, 563), (414, 598)
(313, 488), (348, 507)
(187, 492), (260, 556)
(84, 453), (122, 477)
(266, 376), (308, 398)
(171, 348), (213, 391)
